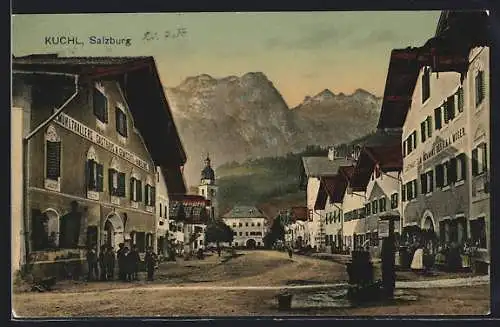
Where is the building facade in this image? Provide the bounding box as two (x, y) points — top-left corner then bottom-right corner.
(222, 206), (268, 248)
(12, 55), (187, 276)
(155, 166), (170, 256)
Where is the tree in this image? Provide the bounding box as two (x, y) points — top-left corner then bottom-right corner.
(205, 220), (234, 249)
(263, 215), (286, 248)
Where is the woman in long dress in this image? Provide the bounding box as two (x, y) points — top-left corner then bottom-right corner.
(411, 246), (424, 270)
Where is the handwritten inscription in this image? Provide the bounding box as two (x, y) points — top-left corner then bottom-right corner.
(142, 27), (188, 41)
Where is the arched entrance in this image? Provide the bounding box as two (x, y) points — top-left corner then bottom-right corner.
(421, 212), (437, 254)
(43, 209), (60, 248)
(246, 239), (256, 249)
(103, 213), (125, 251)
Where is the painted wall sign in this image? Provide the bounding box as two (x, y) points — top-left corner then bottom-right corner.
(55, 112), (150, 172)
(422, 127), (466, 163)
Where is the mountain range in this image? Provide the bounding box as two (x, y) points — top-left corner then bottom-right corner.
(165, 72), (382, 188)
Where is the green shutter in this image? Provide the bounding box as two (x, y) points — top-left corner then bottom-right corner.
(460, 154), (467, 181)
(88, 160), (96, 190)
(448, 95), (455, 120)
(97, 163), (104, 192)
(472, 149), (479, 176)
(427, 116), (433, 137)
(420, 174), (427, 194)
(46, 141), (61, 180)
(137, 180), (142, 202)
(436, 164), (443, 187)
(449, 158), (457, 183)
(434, 107), (442, 130)
(118, 172), (126, 197)
(458, 87), (464, 112)
(108, 169), (115, 195)
(429, 171), (434, 192)
(482, 143), (488, 172)
(85, 160), (90, 191)
(420, 122), (426, 142)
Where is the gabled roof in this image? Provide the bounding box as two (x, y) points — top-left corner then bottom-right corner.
(222, 205), (267, 219)
(290, 206), (308, 222)
(301, 157), (354, 178)
(350, 130), (403, 191)
(377, 10), (490, 130)
(314, 176), (339, 210)
(13, 54), (188, 194)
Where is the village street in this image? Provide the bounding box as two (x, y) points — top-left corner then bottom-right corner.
(13, 250), (490, 317)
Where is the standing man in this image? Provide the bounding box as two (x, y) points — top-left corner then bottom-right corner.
(98, 245), (108, 281)
(105, 246), (116, 280)
(145, 247), (157, 281)
(116, 243), (126, 281)
(129, 245), (140, 281)
(86, 246), (98, 281)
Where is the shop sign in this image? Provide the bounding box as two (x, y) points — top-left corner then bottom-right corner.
(55, 112), (150, 171)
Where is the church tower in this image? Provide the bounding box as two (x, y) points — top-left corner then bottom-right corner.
(198, 153), (219, 220)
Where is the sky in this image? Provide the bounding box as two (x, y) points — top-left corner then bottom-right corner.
(12, 11), (441, 107)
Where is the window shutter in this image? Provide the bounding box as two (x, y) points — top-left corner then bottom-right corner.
(434, 107), (442, 130)
(85, 160), (91, 191)
(401, 184), (406, 202)
(145, 184), (149, 205)
(420, 122), (426, 142)
(472, 149), (479, 176)
(420, 174), (427, 194)
(151, 187), (156, 205)
(130, 178), (135, 201)
(137, 180), (142, 202)
(444, 102), (450, 124)
(480, 72), (486, 104)
(460, 154), (467, 181)
(46, 141), (61, 180)
(427, 116), (432, 138)
(108, 169), (115, 195)
(97, 163), (104, 191)
(481, 143), (488, 172)
(118, 172), (126, 197)
(413, 131), (417, 148)
(458, 87), (464, 112)
(436, 164), (443, 187)
(413, 180), (418, 196)
(88, 160), (96, 189)
(93, 88), (108, 123)
(429, 171), (434, 192)
(447, 95), (455, 120)
(449, 158), (457, 183)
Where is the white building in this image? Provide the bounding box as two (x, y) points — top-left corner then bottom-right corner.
(222, 206), (268, 248)
(314, 176), (343, 253)
(155, 166), (170, 255)
(300, 151), (354, 250)
(400, 11), (490, 271)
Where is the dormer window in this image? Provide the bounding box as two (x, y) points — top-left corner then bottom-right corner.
(93, 86), (108, 123)
(422, 66), (431, 103)
(116, 107), (128, 137)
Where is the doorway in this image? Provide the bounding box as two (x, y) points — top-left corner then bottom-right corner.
(103, 213), (125, 251)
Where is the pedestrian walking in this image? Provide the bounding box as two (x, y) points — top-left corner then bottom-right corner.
(145, 247), (157, 281)
(288, 247), (293, 259)
(98, 245), (107, 281)
(129, 245), (140, 281)
(86, 246), (98, 281)
(116, 243), (126, 281)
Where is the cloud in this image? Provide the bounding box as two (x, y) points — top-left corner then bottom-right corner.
(351, 29), (406, 47)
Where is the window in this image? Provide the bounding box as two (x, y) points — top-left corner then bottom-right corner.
(427, 171), (434, 193)
(444, 95), (455, 123)
(245, 232), (249, 236)
(434, 107), (442, 130)
(232, 223), (236, 227)
(245, 222), (249, 227)
(422, 66), (431, 103)
(233, 231), (237, 235)
(472, 143), (488, 176)
(390, 193), (398, 209)
(448, 158), (457, 185)
(45, 125), (61, 185)
(378, 198), (386, 213)
(115, 107), (128, 137)
(239, 232), (242, 236)
(366, 203), (371, 215)
(442, 162), (449, 186)
(402, 141), (407, 158)
(159, 204), (162, 217)
(470, 217), (487, 249)
(475, 70), (485, 107)
(251, 222), (255, 227)
(109, 168), (126, 197)
(239, 223), (242, 227)
(456, 153), (467, 182)
(130, 177), (143, 202)
(136, 232), (146, 252)
(257, 222), (261, 227)
(93, 87), (108, 123)
(412, 131), (417, 150)
(372, 200), (378, 214)
(406, 180), (418, 200)
(401, 184), (406, 202)
(144, 184), (156, 206)
(457, 86), (464, 112)
(201, 189), (205, 196)
(420, 173), (427, 195)
(86, 159), (104, 192)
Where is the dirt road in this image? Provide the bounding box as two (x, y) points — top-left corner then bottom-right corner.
(12, 250), (490, 317)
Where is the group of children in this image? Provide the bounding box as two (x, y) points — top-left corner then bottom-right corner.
(86, 243), (158, 282)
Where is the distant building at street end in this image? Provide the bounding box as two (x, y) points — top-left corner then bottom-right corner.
(222, 205), (268, 248)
